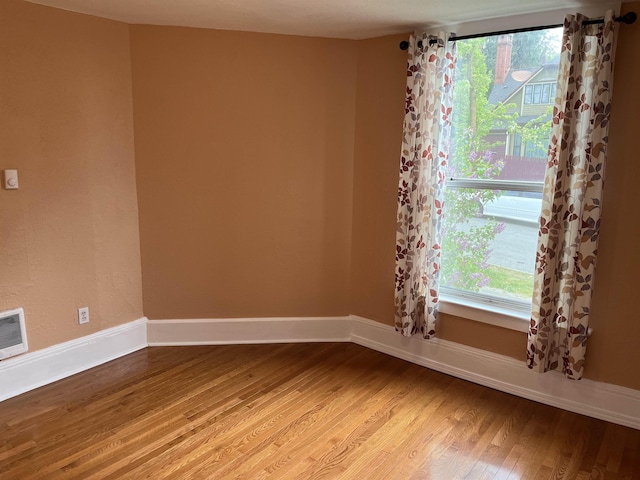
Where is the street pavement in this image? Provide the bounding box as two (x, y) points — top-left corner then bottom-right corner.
(462, 194), (542, 274)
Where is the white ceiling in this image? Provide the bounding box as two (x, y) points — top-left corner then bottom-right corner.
(26, 0), (627, 40)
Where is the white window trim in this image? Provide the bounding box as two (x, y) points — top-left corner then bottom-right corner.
(439, 292), (530, 333)
(447, 178), (543, 192)
(439, 293), (593, 337)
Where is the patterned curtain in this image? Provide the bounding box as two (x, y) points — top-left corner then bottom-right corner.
(394, 33), (456, 338)
(528, 11), (616, 379)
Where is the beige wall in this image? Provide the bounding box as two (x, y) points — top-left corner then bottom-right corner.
(130, 26), (356, 319)
(0, 0), (143, 351)
(351, 35), (404, 326)
(352, 3), (640, 389)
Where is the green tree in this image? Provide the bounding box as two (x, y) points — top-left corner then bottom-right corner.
(515, 105), (555, 154)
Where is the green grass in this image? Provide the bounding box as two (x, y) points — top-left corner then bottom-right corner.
(485, 265), (534, 299)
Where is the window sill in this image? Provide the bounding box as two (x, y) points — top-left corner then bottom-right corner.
(439, 294), (530, 333)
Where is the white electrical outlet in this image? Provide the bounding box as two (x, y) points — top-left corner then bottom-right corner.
(78, 307), (89, 324)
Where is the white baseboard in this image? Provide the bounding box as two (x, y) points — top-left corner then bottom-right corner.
(3, 315), (639, 430)
(147, 317), (352, 345)
(0, 317), (148, 402)
(147, 315), (640, 429)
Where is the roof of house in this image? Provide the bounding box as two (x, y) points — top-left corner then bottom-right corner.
(488, 58), (560, 106)
(488, 68), (538, 105)
(489, 68), (539, 105)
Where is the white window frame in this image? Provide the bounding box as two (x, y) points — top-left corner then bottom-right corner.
(524, 82), (556, 105)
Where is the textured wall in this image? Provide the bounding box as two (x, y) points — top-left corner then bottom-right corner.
(130, 26), (356, 319)
(0, 0), (143, 351)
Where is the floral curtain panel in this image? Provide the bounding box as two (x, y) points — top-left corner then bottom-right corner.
(528, 11), (616, 379)
(394, 33), (456, 338)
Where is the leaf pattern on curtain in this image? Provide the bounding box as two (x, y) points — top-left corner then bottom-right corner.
(394, 33), (456, 338)
(528, 11), (616, 379)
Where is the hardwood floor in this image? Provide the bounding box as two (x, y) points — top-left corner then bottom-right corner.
(0, 343), (638, 479)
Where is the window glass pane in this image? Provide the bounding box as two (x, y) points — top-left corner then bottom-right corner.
(511, 133), (522, 157)
(441, 188), (541, 301)
(445, 28), (562, 309)
(541, 83), (550, 103)
(533, 84), (542, 103)
(524, 141), (547, 159)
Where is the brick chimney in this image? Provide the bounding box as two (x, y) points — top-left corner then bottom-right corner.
(494, 34), (513, 85)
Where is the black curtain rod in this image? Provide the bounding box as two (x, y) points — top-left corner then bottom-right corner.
(399, 11), (637, 50)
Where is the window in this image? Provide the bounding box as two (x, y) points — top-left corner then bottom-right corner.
(512, 132), (548, 159)
(524, 82), (556, 105)
(511, 133), (522, 156)
(523, 140), (547, 159)
(441, 28), (562, 316)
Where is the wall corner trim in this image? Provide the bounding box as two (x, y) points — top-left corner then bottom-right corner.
(0, 317), (148, 402)
(146, 316), (352, 345)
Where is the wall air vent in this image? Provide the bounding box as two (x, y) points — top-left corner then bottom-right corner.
(0, 308), (28, 360)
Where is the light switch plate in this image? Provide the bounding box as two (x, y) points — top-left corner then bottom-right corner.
(3, 170), (18, 190)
